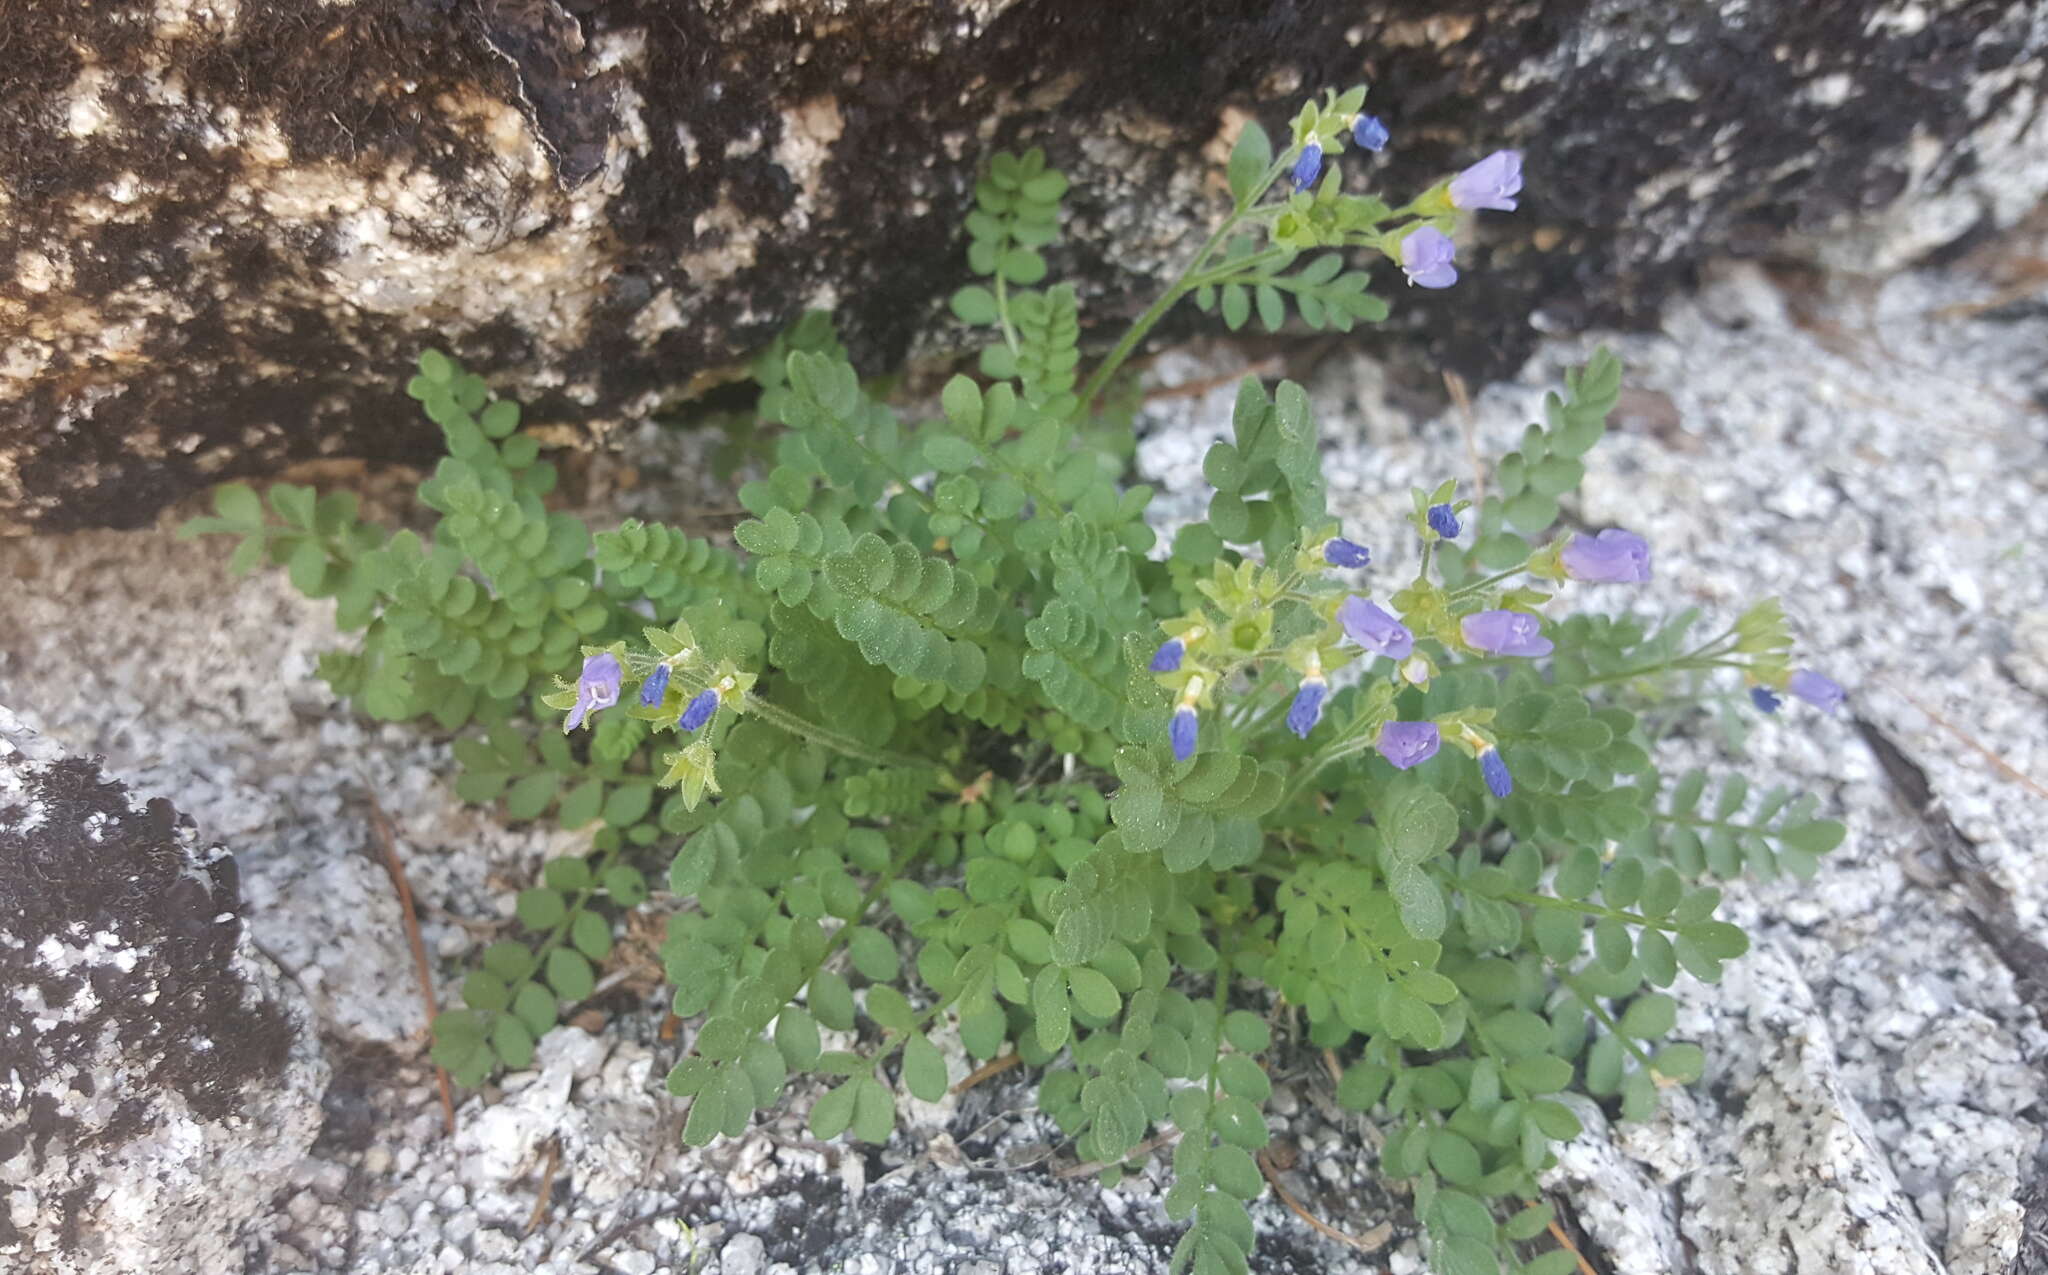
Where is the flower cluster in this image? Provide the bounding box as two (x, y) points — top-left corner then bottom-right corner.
(542, 621), (762, 809)
(1398, 151), (1523, 289)
(1145, 509), (1841, 797)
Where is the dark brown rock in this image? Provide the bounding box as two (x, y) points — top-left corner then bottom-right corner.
(0, 706), (326, 1274)
(4, 0), (2044, 533)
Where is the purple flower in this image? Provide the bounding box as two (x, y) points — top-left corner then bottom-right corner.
(680, 688), (721, 732)
(639, 664), (672, 707)
(1170, 706), (1199, 761)
(1323, 538), (1371, 569)
(1562, 529), (1652, 584)
(1400, 227), (1458, 289)
(1287, 677), (1328, 739)
(1338, 597), (1414, 660)
(1375, 721), (1441, 770)
(1480, 749), (1513, 798)
(1427, 504), (1460, 539)
(564, 653), (622, 733)
(1291, 142), (1324, 192)
(1750, 686), (1782, 714)
(1788, 669), (1845, 715)
(1353, 115), (1389, 152)
(1150, 638), (1184, 673)
(1448, 150), (1522, 211)
(1461, 610), (1553, 657)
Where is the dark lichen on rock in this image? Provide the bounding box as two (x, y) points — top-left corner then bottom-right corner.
(0, 706), (322, 1272)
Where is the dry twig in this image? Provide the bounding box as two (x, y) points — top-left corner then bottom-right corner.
(1444, 369), (1486, 505)
(363, 785), (457, 1135)
(1142, 357), (1286, 404)
(1054, 1129), (1182, 1180)
(951, 1050), (1023, 1096)
(1256, 1148), (1392, 1254)
(1546, 1216), (1600, 1275)
(524, 1138), (562, 1235)
(1878, 676), (2048, 801)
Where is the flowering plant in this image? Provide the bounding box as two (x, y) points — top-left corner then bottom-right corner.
(186, 86), (1844, 1275)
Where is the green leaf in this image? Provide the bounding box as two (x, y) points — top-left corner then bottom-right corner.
(1226, 121), (1273, 205)
(902, 1033), (949, 1102)
(462, 970), (511, 1012)
(1503, 1201), (1555, 1242)
(286, 539), (328, 595)
(1221, 283), (1250, 331)
(514, 981), (557, 1036)
(1255, 283), (1285, 333)
(603, 783), (654, 828)
(1033, 964), (1071, 1052)
(810, 970), (856, 1031)
(1620, 993), (1677, 1039)
(516, 887), (567, 930)
(493, 1014), (536, 1069)
(480, 399), (520, 438)
(1222, 1010), (1270, 1053)
(1428, 1129), (1483, 1186)
(1654, 1042), (1707, 1083)
(925, 434), (980, 473)
(1389, 865), (1447, 942)
(603, 865), (648, 907)
(851, 1076), (897, 1144)
(547, 947), (596, 1001)
(543, 857), (592, 891)
(951, 285), (999, 325)
(558, 779), (604, 829)
(775, 1006), (823, 1069)
(1067, 966), (1121, 1019)
(504, 772), (559, 821)
(810, 1081), (858, 1140)
(848, 926), (900, 981)
(269, 483), (316, 529)
(1382, 782), (1457, 863)
(571, 909), (612, 961)
(212, 482), (263, 526)
(228, 534), (264, 576)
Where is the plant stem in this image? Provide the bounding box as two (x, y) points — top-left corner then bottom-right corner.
(740, 694), (934, 770)
(1075, 156), (1293, 412)
(1446, 565), (1531, 599)
(1559, 970), (1656, 1068)
(1498, 889), (1675, 932)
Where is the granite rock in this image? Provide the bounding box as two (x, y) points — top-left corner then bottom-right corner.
(7, 0), (2048, 533)
(0, 706), (328, 1275)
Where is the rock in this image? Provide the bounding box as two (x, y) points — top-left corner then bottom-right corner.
(719, 1232), (767, 1275)
(0, 706), (327, 1275)
(6, 1), (2047, 533)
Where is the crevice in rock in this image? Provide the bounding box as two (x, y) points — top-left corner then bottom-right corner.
(1852, 716), (2048, 1027)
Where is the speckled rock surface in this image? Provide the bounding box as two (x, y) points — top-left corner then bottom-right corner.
(7, 0), (2048, 534)
(0, 706), (328, 1275)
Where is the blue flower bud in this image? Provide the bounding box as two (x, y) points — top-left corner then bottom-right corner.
(1286, 677), (1328, 740)
(1290, 142), (1324, 192)
(639, 664), (672, 707)
(1322, 538), (1371, 569)
(1427, 504), (1460, 539)
(1750, 686), (1781, 714)
(1788, 669), (1845, 715)
(1352, 115), (1389, 152)
(680, 688), (721, 732)
(1480, 748), (1513, 798)
(1170, 706), (1199, 761)
(1150, 638), (1184, 673)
